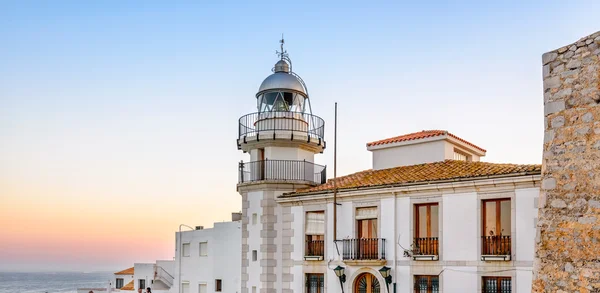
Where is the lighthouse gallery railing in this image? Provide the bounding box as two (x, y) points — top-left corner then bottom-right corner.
(238, 111), (325, 142)
(238, 159), (327, 185)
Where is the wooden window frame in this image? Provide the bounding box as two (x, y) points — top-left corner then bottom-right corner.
(414, 275), (439, 293)
(482, 276), (511, 293)
(414, 203), (438, 238)
(482, 198), (511, 237)
(305, 273), (324, 293)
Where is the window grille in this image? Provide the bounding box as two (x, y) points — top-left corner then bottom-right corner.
(306, 274), (324, 293)
(414, 275), (438, 293)
(483, 277), (511, 293)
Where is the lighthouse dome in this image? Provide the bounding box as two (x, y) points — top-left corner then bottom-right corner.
(257, 71), (306, 96)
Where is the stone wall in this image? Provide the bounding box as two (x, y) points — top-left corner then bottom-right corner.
(533, 31), (600, 292)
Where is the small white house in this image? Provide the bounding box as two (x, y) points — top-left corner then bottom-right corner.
(173, 214), (242, 293)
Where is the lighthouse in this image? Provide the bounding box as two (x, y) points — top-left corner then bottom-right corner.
(237, 38), (326, 293)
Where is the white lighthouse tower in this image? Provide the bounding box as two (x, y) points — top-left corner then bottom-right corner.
(237, 39), (326, 293)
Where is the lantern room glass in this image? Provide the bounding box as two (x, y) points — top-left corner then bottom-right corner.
(257, 91), (306, 113)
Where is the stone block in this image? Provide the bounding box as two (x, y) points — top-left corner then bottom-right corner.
(543, 76), (561, 91)
(260, 273), (277, 282)
(543, 52), (558, 65)
(544, 100), (566, 116)
(260, 259), (277, 267)
(541, 178), (556, 190)
(260, 229), (277, 238)
(260, 244), (277, 253)
(282, 244), (294, 253)
(282, 273), (294, 282)
(282, 213), (294, 222)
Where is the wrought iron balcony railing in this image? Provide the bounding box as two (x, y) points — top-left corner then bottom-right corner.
(341, 238), (386, 260)
(414, 237), (439, 256)
(238, 159), (326, 185)
(482, 235), (511, 255)
(305, 240), (324, 257)
(238, 111), (325, 143)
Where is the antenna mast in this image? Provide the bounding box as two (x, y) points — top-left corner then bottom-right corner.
(333, 102), (338, 241)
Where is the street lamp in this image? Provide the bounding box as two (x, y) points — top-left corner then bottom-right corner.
(178, 224), (194, 293)
(378, 266), (392, 293)
(333, 265), (346, 293)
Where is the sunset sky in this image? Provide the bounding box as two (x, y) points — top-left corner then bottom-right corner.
(1, 1), (599, 272)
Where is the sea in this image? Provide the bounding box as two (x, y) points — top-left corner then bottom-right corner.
(0, 272), (114, 293)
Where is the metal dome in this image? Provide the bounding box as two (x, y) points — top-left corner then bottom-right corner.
(257, 72), (306, 96)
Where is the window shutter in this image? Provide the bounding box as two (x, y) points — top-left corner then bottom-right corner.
(305, 211), (325, 235)
(356, 207), (377, 220)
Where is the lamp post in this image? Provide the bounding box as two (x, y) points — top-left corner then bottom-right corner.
(333, 265), (346, 293)
(378, 266), (392, 293)
(178, 224), (194, 293)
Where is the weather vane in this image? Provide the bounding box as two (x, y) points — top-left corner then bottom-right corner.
(276, 33), (287, 60)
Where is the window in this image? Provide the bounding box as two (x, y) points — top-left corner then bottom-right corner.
(252, 286), (257, 293)
(215, 279), (222, 292)
(181, 282), (189, 293)
(356, 207), (378, 260)
(252, 213), (258, 225)
(414, 203), (439, 256)
(305, 211), (325, 257)
(306, 274), (324, 293)
(453, 151), (467, 161)
(182, 243), (190, 257)
(198, 283), (207, 293)
(482, 277), (511, 293)
(414, 275), (438, 293)
(252, 250), (257, 261)
(199, 242), (207, 256)
(482, 199), (511, 256)
(115, 278), (124, 289)
(138, 279), (146, 290)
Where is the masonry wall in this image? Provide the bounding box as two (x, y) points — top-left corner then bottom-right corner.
(533, 31), (600, 292)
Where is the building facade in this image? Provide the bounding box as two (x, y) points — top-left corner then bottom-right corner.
(173, 217), (242, 293)
(236, 43), (541, 293)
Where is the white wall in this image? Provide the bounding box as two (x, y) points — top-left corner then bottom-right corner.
(371, 140), (446, 170)
(264, 146), (314, 162)
(516, 267), (534, 293)
(515, 188), (539, 262)
(133, 263), (155, 291)
(443, 267), (478, 292)
(442, 192), (478, 261)
(174, 221), (241, 293)
(113, 273), (134, 290)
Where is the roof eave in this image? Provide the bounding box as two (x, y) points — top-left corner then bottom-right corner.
(280, 170), (541, 198)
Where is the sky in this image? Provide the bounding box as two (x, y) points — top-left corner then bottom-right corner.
(0, 0), (599, 272)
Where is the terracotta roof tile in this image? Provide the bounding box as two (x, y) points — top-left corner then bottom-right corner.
(120, 279), (134, 291)
(115, 267), (134, 275)
(287, 160), (540, 196)
(366, 130), (487, 152)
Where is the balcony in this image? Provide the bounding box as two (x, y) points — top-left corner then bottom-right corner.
(481, 235), (511, 261)
(237, 112), (325, 151)
(413, 237), (439, 261)
(238, 159), (326, 185)
(340, 238), (386, 265)
(305, 239), (324, 261)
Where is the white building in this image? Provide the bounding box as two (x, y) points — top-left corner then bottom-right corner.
(77, 261), (174, 293)
(236, 42), (541, 293)
(173, 214), (242, 293)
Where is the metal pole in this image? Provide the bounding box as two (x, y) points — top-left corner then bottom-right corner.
(178, 224), (194, 293)
(333, 102), (338, 241)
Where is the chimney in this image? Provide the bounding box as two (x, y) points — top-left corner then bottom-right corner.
(195, 226), (204, 230)
(231, 212), (242, 221)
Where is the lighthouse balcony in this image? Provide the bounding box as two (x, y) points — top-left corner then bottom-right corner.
(238, 159), (327, 186)
(237, 111), (325, 152)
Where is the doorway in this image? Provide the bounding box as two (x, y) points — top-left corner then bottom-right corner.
(354, 273), (380, 293)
